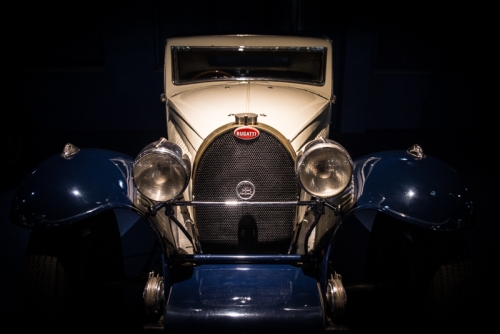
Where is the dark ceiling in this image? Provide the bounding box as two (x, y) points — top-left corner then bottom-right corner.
(7, 1), (494, 185)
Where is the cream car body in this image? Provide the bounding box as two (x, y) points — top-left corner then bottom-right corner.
(163, 35), (338, 253)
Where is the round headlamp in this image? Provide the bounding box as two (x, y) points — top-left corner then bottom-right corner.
(133, 138), (191, 202)
(296, 139), (353, 198)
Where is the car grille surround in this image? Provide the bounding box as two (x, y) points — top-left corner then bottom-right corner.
(193, 125), (298, 254)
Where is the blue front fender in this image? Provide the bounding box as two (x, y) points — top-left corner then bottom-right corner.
(350, 150), (474, 231)
(317, 150), (475, 299)
(11, 148), (140, 228)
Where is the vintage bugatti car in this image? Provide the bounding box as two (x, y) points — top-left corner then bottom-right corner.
(10, 35), (474, 333)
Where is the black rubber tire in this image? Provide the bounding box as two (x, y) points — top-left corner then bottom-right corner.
(20, 210), (125, 333)
(351, 215), (474, 333)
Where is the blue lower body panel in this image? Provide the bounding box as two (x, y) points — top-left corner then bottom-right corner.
(164, 264), (324, 333)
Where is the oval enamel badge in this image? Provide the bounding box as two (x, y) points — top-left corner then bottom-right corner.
(234, 126), (260, 140)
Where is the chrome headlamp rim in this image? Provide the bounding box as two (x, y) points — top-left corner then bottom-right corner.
(296, 138), (353, 199)
(133, 138), (191, 202)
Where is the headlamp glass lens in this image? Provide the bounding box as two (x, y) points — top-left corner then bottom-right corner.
(134, 154), (187, 202)
(299, 147), (351, 198)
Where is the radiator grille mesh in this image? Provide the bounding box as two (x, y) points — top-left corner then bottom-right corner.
(193, 128), (298, 254)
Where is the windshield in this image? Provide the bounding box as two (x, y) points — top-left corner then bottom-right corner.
(172, 47), (326, 85)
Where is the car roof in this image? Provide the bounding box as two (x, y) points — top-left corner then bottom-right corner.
(165, 34), (332, 48)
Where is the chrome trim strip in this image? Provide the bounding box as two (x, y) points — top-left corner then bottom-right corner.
(173, 201), (317, 207)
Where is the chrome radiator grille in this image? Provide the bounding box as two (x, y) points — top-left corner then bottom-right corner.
(193, 129), (298, 254)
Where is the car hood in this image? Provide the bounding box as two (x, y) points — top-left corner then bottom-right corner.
(168, 81), (330, 151)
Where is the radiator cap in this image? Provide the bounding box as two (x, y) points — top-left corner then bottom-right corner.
(234, 113), (258, 125)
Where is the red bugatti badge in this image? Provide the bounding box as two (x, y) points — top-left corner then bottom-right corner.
(234, 126), (260, 140)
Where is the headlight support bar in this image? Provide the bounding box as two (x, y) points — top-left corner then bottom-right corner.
(165, 203), (202, 253)
(146, 202), (200, 253)
(173, 200), (331, 207)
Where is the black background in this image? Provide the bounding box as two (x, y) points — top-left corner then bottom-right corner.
(6, 1), (494, 179)
(3, 1), (496, 332)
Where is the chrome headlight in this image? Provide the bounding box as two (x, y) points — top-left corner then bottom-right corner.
(296, 139), (353, 198)
(133, 138), (191, 202)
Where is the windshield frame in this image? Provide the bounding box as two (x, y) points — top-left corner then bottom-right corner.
(172, 46), (327, 86)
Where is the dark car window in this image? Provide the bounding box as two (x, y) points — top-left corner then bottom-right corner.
(172, 47), (326, 85)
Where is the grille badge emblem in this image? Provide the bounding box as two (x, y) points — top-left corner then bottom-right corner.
(236, 181), (255, 200)
(234, 126), (260, 140)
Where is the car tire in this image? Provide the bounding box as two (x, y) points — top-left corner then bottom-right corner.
(352, 215), (474, 334)
(20, 210), (125, 333)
